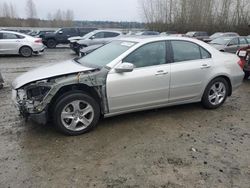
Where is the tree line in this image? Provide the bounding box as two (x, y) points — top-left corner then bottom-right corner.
(139, 0), (250, 35)
(0, 0), (74, 27)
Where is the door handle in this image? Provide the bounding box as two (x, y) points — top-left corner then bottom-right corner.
(201, 64), (211, 69)
(155, 70), (168, 75)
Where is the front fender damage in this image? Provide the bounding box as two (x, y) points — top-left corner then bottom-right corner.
(16, 67), (110, 124)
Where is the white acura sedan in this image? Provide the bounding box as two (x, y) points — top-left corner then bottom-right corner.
(0, 30), (45, 57)
(12, 36), (244, 135)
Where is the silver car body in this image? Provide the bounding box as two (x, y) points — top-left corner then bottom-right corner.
(76, 30), (122, 47)
(12, 36), (244, 123)
(0, 30), (45, 55)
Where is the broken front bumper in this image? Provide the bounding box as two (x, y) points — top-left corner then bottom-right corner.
(12, 89), (48, 125)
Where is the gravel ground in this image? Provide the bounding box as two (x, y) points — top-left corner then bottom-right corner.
(0, 48), (250, 188)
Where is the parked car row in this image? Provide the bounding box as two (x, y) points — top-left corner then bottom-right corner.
(1, 27), (250, 59)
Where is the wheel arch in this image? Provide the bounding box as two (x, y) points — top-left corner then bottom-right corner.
(48, 84), (102, 117)
(204, 75), (232, 97)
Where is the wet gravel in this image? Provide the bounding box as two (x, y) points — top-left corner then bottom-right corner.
(0, 48), (250, 188)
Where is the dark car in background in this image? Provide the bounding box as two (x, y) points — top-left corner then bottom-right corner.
(210, 36), (250, 53)
(0, 72), (4, 89)
(28, 30), (55, 38)
(41, 27), (96, 48)
(79, 44), (104, 57)
(186, 31), (210, 42)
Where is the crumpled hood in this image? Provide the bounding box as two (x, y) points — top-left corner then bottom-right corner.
(12, 59), (95, 89)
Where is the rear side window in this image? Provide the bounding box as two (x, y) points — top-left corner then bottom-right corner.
(239, 37), (247, 44)
(2, 33), (19, 39)
(171, 40), (211, 62)
(246, 37), (250, 44)
(104, 32), (120, 38)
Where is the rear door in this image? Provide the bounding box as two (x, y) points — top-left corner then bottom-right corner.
(169, 40), (212, 103)
(107, 41), (171, 113)
(239, 37), (248, 49)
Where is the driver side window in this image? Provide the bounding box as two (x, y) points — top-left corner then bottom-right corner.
(123, 41), (166, 68)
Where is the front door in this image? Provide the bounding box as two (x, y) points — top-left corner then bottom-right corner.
(107, 41), (170, 113)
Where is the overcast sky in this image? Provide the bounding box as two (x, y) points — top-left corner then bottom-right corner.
(4, 0), (142, 22)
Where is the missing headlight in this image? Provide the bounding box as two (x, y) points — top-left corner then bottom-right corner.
(26, 86), (51, 101)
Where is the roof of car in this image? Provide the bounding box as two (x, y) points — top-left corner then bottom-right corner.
(0, 30), (26, 35)
(117, 35), (202, 43)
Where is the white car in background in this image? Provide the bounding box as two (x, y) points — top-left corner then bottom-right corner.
(0, 30), (45, 57)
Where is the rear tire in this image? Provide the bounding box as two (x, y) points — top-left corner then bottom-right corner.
(46, 39), (57, 48)
(202, 78), (229, 109)
(244, 71), (249, 79)
(53, 92), (100, 136)
(19, 46), (32, 57)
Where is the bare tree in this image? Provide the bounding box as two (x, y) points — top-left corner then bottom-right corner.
(139, 0), (250, 35)
(26, 0), (37, 19)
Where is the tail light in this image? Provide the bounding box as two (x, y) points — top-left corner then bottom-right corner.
(237, 59), (245, 69)
(34, 38), (42, 43)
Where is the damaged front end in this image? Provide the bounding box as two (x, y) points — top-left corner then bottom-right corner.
(12, 67), (110, 125)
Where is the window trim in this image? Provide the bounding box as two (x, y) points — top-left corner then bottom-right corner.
(169, 40), (212, 63)
(122, 40), (171, 69)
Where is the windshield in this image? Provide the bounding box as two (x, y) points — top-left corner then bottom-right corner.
(210, 37), (232, 45)
(78, 40), (136, 67)
(210, 33), (223, 39)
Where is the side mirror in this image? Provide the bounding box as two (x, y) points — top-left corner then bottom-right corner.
(115, 62), (134, 73)
(90, 36), (95, 40)
(58, 31), (63, 34)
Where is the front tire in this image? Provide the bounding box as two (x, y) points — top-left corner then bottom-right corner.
(202, 78), (229, 109)
(244, 71), (249, 79)
(19, 46), (32, 57)
(53, 92), (100, 136)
